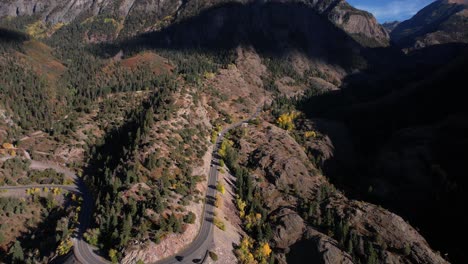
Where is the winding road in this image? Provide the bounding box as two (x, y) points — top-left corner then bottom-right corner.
(0, 106), (262, 264)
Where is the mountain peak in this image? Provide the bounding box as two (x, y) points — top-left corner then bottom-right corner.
(391, 0), (468, 49)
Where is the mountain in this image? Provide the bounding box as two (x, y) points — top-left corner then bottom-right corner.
(0, 0), (389, 47)
(391, 0), (468, 49)
(0, 0), (466, 264)
(382, 21), (400, 33)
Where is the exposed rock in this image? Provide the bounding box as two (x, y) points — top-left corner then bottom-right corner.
(303, 228), (354, 264)
(271, 208), (306, 249)
(391, 0), (468, 49)
(244, 123), (321, 197)
(346, 201), (448, 264)
(0, 0), (389, 46)
(237, 121), (447, 264)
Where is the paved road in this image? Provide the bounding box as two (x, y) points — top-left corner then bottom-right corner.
(0, 158), (106, 264)
(155, 106), (263, 264)
(0, 105), (262, 264)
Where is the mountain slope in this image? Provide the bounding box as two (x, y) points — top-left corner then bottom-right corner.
(382, 21), (400, 33)
(391, 0), (468, 49)
(0, 0), (389, 46)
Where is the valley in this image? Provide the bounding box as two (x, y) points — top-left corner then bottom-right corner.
(1, 0), (467, 264)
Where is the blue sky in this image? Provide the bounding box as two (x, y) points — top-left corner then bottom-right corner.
(347, 0), (436, 22)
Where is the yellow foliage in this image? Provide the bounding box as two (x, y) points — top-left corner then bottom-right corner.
(255, 242), (272, 262)
(216, 182), (226, 194)
(43, 187), (49, 193)
(26, 21), (48, 38)
(213, 217), (226, 231)
(56, 237), (73, 255)
(109, 248), (119, 263)
(2, 143), (14, 149)
(277, 111), (300, 131)
(103, 18), (120, 27)
(163, 15), (174, 21)
(245, 213), (262, 231)
(236, 198), (247, 218)
(218, 139), (233, 159)
(236, 236), (258, 264)
(9, 150), (16, 157)
(52, 188), (62, 196)
(52, 22), (65, 32)
(204, 72), (216, 79)
(26, 187), (40, 195)
(63, 178), (74, 185)
(255, 213), (262, 220)
(26, 21), (66, 38)
(215, 194), (223, 208)
(305, 131), (317, 138)
(211, 131), (218, 144)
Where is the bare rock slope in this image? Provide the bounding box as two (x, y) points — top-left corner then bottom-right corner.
(235, 121), (447, 264)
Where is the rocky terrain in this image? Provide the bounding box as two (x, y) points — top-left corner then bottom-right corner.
(391, 0), (468, 49)
(0, 0), (389, 46)
(227, 120), (447, 264)
(1, 0), (467, 263)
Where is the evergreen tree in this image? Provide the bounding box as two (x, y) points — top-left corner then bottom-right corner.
(9, 241), (24, 263)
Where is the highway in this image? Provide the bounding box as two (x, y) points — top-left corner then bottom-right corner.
(0, 105), (262, 264)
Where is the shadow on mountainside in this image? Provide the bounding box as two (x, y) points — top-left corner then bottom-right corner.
(0, 28), (29, 43)
(85, 2), (468, 262)
(95, 1), (370, 71)
(297, 43), (468, 263)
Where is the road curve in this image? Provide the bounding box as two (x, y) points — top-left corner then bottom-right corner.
(0, 105), (262, 264)
(154, 106), (263, 264)
(0, 158), (107, 264)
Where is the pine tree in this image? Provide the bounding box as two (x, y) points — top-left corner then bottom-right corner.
(9, 241), (24, 263)
(121, 214), (132, 246)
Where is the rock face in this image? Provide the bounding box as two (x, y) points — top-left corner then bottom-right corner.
(307, 0), (390, 47)
(237, 121), (448, 264)
(391, 0), (468, 49)
(0, 0), (179, 23)
(271, 208), (306, 249)
(0, 0), (389, 46)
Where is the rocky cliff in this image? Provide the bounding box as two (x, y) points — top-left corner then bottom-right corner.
(0, 0), (389, 46)
(232, 120), (447, 264)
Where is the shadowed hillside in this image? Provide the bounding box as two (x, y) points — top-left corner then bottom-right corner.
(98, 1), (368, 72)
(298, 44), (468, 263)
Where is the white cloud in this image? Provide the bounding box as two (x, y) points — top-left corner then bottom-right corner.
(355, 0), (434, 22)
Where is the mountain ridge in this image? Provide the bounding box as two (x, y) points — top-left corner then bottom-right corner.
(391, 0), (468, 49)
(0, 0), (390, 47)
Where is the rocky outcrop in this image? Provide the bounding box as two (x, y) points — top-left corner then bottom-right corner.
(271, 208), (306, 249)
(345, 201), (447, 264)
(237, 121), (448, 264)
(391, 0), (468, 49)
(304, 228), (354, 264)
(310, 0), (390, 47)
